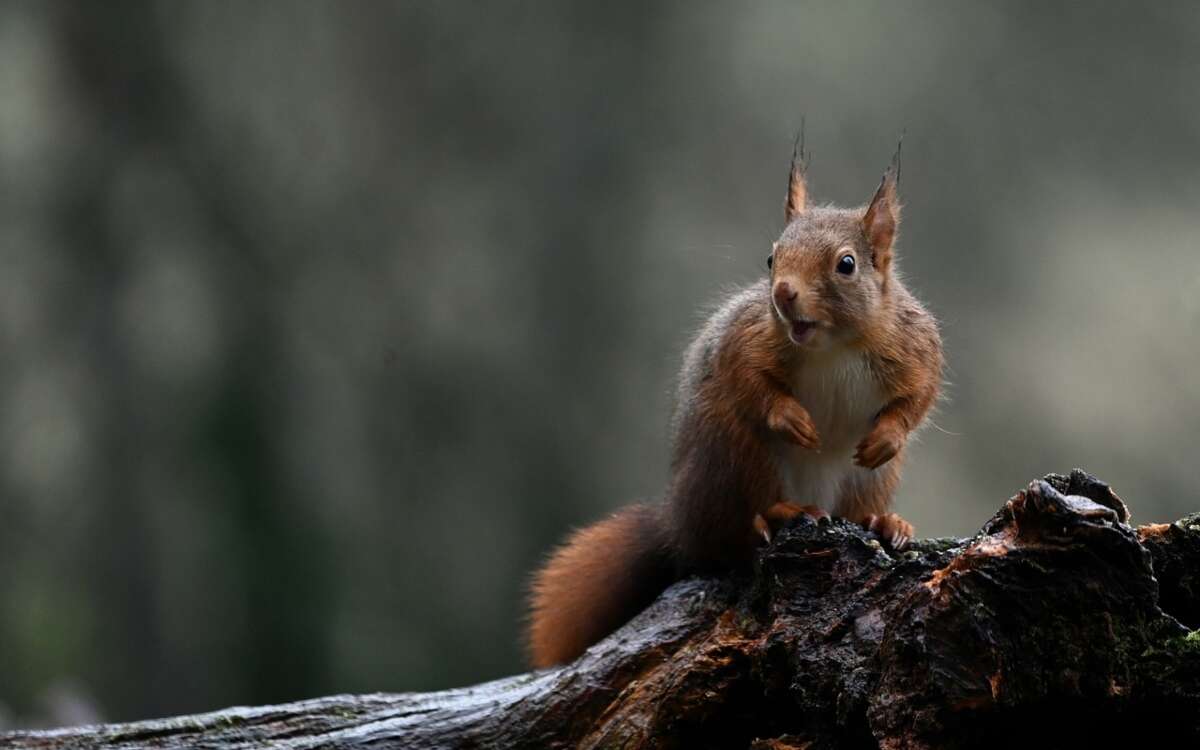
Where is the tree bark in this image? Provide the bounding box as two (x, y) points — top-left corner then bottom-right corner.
(8, 471), (1200, 749)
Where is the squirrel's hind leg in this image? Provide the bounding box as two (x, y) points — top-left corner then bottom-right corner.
(837, 457), (915, 549)
(754, 501), (831, 544)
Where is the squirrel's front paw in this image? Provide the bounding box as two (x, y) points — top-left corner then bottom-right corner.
(767, 398), (821, 451)
(854, 419), (905, 469)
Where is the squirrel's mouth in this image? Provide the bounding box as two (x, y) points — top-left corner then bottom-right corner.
(788, 319), (818, 344)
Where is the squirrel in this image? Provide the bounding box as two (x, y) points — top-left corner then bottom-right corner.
(527, 142), (943, 668)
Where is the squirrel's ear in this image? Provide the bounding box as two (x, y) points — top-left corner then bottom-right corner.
(862, 152), (900, 274)
(784, 129), (809, 223)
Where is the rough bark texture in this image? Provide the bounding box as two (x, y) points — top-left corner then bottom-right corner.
(8, 470), (1200, 749)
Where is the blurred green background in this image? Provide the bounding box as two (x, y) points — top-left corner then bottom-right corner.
(2, 0), (1200, 728)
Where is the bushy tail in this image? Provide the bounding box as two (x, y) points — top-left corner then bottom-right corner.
(527, 504), (675, 668)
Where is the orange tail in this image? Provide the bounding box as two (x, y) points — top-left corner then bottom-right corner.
(527, 504), (675, 668)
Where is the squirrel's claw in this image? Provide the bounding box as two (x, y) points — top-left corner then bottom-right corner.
(864, 513), (914, 550)
(755, 502), (830, 546)
(753, 513), (773, 544)
(755, 502), (832, 546)
(769, 502), (829, 526)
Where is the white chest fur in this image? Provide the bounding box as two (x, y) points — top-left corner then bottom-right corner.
(776, 346), (885, 512)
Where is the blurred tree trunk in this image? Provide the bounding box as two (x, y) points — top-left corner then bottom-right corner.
(50, 2), (336, 714)
(7, 471), (1200, 749)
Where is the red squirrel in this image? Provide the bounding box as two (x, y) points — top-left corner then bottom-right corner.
(527, 143), (943, 668)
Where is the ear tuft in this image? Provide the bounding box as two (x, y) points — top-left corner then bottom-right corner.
(862, 137), (903, 275)
(784, 123), (809, 224)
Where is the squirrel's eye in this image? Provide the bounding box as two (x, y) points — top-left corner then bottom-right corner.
(836, 254), (855, 275)
(766, 254), (773, 270)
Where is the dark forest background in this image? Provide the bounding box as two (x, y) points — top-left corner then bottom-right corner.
(2, 0), (1200, 727)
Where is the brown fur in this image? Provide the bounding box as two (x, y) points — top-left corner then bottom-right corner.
(526, 153), (943, 667)
(527, 505), (673, 668)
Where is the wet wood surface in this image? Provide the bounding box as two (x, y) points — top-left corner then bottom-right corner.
(8, 471), (1200, 749)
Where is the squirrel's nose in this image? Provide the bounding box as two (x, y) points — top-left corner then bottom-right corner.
(773, 281), (799, 310)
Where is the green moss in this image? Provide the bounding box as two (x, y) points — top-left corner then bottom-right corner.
(1175, 513), (1200, 533)
(911, 536), (965, 554)
(1141, 629), (1200, 659)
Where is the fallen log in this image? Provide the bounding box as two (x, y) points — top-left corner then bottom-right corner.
(8, 470), (1200, 749)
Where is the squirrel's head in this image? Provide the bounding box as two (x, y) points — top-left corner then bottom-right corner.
(767, 143), (900, 350)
